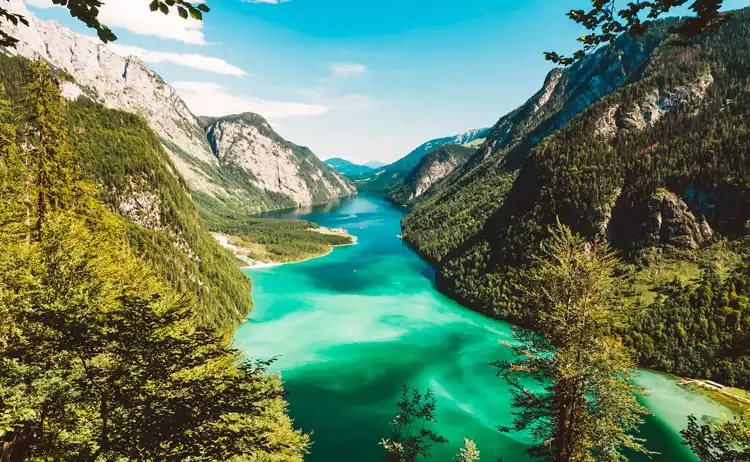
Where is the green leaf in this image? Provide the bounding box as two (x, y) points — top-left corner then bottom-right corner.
(178, 7), (187, 19)
(197, 4), (210, 13)
(159, 3), (169, 15)
(149, 0), (158, 12)
(189, 9), (202, 20)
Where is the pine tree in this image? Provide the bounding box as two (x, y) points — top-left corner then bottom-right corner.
(22, 59), (74, 242)
(494, 223), (651, 461)
(0, 56), (309, 462)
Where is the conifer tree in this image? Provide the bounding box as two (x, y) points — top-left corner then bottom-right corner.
(22, 59), (74, 241)
(494, 223), (650, 461)
(0, 58), (308, 462)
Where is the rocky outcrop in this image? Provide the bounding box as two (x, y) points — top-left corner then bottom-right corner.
(201, 113), (355, 206)
(595, 73), (714, 137)
(358, 127), (490, 193)
(644, 190), (712, 249)
(3, 0), (218, 183)
(386, 145), (476, 205)
(3, 1), (355, 215)
(469, 27), (667, 168)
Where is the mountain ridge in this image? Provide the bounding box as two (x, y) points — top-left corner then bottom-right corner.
(355, 126), (491, 193)
(3, 0), (354, 220)
(323, 157), (375, 177)
(402, 8), (750, 323)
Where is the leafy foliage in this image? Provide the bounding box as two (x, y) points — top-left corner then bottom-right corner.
(380, 385), (448, 462)
(0, 0), (209, 47)
(494, 224), (650, 461)
(548, 0), (733, 65)
(0, 60), (307, 462)
(681, 409), (750, 461)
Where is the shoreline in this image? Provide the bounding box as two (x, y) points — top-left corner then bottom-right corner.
(212, 227), (357, 270)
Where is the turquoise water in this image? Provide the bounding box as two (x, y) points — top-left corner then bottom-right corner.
(235, 196), (729, 461)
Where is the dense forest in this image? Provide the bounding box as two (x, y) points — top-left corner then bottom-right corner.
(0, 53), (253, 335)
(0, 60), (307, 460)
(211, 216), (352, 263)
(386, 144), (477, 206)
(402, 8), (750, 386)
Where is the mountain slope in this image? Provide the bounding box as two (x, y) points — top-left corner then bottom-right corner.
(0, 54), (252, 335)
(402, 10), (750, 324)
(197, 113), (355, 222)
(324, 157), (374, 177)
(386, 144), (476, 205)
(4, 0), (354, 220)
(355, 127), (490, 192)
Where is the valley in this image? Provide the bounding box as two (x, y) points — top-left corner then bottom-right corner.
(236, 196), (733, 461)
(1, 0), (750, 460)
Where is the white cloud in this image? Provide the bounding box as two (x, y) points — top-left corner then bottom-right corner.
(329, 62), (367, 79)
(108, 44), (247, 76)
(27, 0), (206, 44)
(299, 88), (380, 111)
(172, 82), (329, 118)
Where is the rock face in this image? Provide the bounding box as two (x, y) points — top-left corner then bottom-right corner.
(644, 190), (712, 249)
(4, 0), (353, 215)
(4, 0), (216, 173)
(386, 145), (476, 205)
(594, 73), (714, 138)
(200, 113), (355, 207)
(358, 127), (491, 193)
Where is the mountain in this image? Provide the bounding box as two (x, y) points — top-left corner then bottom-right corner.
(197, 113), (355, 221)
(386, 144), (476, 205)
(355, 127), (490, 192)
(0, 54), (252, 335)
(402, 9), (750, 326)
(364, 161), (387, 169)
(3, 0), (353, 221)
(323, 157), (375, 177)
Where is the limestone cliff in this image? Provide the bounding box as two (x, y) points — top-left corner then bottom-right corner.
(386, 145), (476, 205)
(3, 0), (354, 217)
(200, 113), (355, 208)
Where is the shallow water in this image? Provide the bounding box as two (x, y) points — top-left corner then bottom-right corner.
(235, 196), (729, 461)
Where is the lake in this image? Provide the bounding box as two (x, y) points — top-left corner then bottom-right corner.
(235, 195), (729, 461)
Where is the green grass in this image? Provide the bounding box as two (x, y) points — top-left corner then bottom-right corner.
(626, 241), (743, 305)
(213, 217), (353, 263)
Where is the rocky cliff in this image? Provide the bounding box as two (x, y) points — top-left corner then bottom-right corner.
(3, 0), (354, 219)
(386, 144), (476, 205)
(200, 113), (354, 210)
(356, 127), (490, 193)
(402, 9), (750, 322)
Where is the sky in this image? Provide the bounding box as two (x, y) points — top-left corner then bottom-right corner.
(25, 0), (750, 164)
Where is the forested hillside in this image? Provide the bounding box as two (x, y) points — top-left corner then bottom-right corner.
(402, 9), (750, 383)
(386, 144), (476, 205)
(0, 54), (252, 335)
(0, 60), (307, 461)
(355, 127), (489, 193)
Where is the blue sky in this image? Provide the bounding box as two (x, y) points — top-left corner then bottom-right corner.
(26, 0), (750, 164)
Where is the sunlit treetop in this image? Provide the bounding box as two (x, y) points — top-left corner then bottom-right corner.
(0, 0), (209, 48)
(547, 0), (732, 65)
